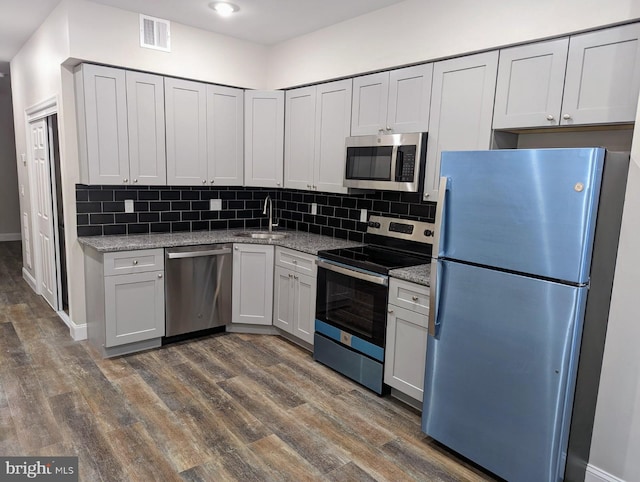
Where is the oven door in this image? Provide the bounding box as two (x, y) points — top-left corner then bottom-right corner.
(315, 259), (389, 348)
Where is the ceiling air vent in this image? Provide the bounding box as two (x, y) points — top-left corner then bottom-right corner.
(139, 14), (171, 52)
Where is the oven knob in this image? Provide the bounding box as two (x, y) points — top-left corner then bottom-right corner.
(368, 221), (381, 228)
(424, 229), (433, 237)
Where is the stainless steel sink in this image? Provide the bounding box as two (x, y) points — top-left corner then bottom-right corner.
(234, 231), (289, 240)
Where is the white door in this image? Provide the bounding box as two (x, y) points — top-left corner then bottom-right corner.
(31, 118), (57, 309)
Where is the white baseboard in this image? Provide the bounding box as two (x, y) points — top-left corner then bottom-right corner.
(22, 267), (37, 291)
(585, 464), (625, 482)
(56, 310), (87, 341)
(0, 233), (21, 242)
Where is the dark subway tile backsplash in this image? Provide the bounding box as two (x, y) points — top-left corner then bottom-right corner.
(76, 185), (436, 239)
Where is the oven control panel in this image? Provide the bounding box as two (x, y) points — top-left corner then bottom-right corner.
(367, 215), (435, 244)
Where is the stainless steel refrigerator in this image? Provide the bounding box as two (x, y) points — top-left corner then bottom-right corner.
(422, 148), (629, 482)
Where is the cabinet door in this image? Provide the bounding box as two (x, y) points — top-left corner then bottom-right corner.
(424, 51), (498, 200)
(493, 39), (568, 129)
(314, 79), (352, 194)
(273, 266), (294, 332)
(384, 304), (428, 402)
(165, 78), (207, 185)
(231, 244), (274, 325)
(351, 72), (389, 135)
(76, 64), (129, 185)
(293, 272), (316, 345)
(562, 23), (640, 125)
(126, 71), (166, 185)
(207, 84), (244, 186)
(284, 86), (316, 191)
(104, 271), (165, 347)
(387, 64), (433, 133)
(244, 90), (284, 188)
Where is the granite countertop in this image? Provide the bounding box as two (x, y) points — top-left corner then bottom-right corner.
(78, 229), (364, 256)
(389, 263), (431, 287)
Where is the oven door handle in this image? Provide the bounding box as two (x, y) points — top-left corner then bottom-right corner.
(316, 259), (389, 286)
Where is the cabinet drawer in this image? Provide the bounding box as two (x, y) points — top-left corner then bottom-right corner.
(389, 277), (429, 316)
(104, 248), (164, 276)
(275, 247), (317, 277)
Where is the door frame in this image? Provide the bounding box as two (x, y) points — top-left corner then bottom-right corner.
(25, 96), (62, 310)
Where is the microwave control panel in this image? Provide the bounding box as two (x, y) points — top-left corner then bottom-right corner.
(395, 145), (417, 182)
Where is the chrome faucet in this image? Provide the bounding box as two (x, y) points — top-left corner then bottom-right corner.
(263, 195), (278, 232)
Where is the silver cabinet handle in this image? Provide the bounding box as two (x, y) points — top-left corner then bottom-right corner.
(294, 275), (298, 280)
(412, 295), (419, 301)
(167, 248), (232, 259)
(386, 126), (391, 131)
(202, 179), (207, 184)
(210, 180), (215, 184)
(288, 273), (292, 278)
(546, 115), (554, 121)
(234, 246), (239, 251)
(563, 113), (572, 120)
(388, 309), (393, 314)
(276, 182), (281, 186)
(123, 178), (128, 183)
(158, 273), (163, 278)
(133, 260), (138, 265)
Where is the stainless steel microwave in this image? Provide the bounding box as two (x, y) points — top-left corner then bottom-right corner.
(344, 132), (427, 192)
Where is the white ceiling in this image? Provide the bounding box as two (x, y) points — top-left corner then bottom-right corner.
(0, 0), (407, 69)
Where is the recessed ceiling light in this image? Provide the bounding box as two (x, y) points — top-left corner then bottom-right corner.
(209, 2), (239, 17)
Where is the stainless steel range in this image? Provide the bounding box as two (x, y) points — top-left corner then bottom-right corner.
(314, 215), (434, 394)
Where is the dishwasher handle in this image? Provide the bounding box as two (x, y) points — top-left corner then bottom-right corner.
(167, 248), (232, 259)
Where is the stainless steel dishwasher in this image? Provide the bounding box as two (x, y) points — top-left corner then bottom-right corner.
(165, 244), (232, 337)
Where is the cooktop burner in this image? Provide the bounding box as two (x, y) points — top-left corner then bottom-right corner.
(318, 215), (434, 275)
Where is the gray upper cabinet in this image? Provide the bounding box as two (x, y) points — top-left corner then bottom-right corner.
(351, 64), (432, 136)
(494, 23), (640, 129)
(75, 64), (129, 185)
(351, 71), (389, 136)
(314, 79), (352, 194)
(244, 90), (285, 188)
(424, 51), (498, 200)
(562, 23), (640, 125)
(285, 86), (316, 191)
(493, 38), (569, 129)
(284, 79), (352, 194)
(206, 84), (244, 186)
(126, 71), (166, 185)
(165, 78), (208, 185)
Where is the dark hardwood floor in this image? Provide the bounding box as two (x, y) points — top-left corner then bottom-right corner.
(0, 241), (496, 481)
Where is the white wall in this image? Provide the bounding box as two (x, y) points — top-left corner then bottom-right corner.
(267, 0), (640, 88)
(0, 73), (20, 240)
(10, 0), (70, 281)
(588, 107), (640, 481)
(66, 0), (268, 88)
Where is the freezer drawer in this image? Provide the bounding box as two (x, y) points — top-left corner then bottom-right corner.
(423, 260), (587, 482)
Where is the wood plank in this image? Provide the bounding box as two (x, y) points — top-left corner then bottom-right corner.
(48, 390), (128, 481)
(248, 433), (325, 481)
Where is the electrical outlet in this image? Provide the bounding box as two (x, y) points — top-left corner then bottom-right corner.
(310, 202), (317, 215)
(360, 209), (368, 223)
(124, 199), (134, 213)
(210, 199), (222, 211)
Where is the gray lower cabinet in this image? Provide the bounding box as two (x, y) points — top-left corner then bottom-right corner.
(273, 247), (317, 346)
(423, 51), (498, 201)
(84, 248), (165, 358)
(385, 278), (429, 402)
(494, 23), (640, 129)
(231, 243), (275, 325)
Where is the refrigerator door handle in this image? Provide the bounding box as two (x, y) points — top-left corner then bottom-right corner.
(428, 258), (440, 337)
(432, 177), (448, 258)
